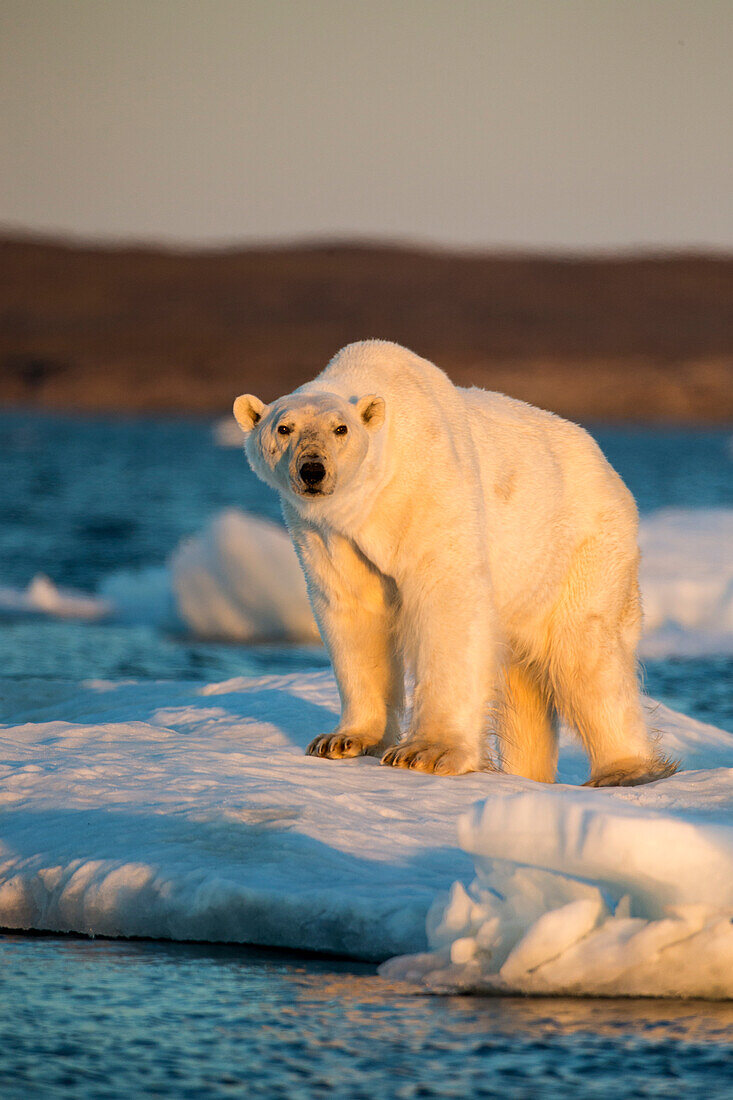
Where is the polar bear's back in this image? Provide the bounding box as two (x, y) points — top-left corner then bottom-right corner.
(306, 339), (636, 526)
(463, 384), (638, 535)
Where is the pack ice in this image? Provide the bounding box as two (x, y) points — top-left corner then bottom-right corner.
(1, 672), (732, 998)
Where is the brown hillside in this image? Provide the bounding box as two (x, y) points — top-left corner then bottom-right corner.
(1, 236), (732, 421)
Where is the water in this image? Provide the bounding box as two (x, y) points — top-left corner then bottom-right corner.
(2, 934), (733, 1100)
(1, 412), (732, 1095)
(0, 412), (282, 590)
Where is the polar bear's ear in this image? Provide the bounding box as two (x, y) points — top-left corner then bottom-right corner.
(233, 394), (267, 433)
(357, 394), (386, 431)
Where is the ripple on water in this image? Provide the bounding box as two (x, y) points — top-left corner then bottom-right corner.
(1, 936), (733, 1099)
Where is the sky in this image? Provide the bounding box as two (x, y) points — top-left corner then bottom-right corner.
(1, 0), (732, 252)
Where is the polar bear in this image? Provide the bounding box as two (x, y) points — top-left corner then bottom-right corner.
(234, 340), (676, 786)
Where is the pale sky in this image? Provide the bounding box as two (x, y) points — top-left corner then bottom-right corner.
(1, 0), (732, 251)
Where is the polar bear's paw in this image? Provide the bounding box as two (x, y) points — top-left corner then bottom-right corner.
(306, 732), (378, 759)
(381, 740), (476, 775)
(584, 753), (680, 787)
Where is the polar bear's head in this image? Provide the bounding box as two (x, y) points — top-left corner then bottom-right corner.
(233, 389), (386, 501)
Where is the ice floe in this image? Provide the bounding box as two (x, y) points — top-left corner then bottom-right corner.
(0, 574), (111, 621)
(168, 510), (319, 643)
(1, 672), (732, 996)
(638, 509), (733, 657)
(382, 779), (733, 998)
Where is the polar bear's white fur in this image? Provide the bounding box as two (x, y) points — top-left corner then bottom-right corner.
(234, 340), (676, 786)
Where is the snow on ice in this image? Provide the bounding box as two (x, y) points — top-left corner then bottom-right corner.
(1, 672), (732, 998)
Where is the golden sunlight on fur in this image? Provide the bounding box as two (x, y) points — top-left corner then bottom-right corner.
(235, 340), (678, 786)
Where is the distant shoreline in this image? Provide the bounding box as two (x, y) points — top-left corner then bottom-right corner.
(2, 236), (732, 423)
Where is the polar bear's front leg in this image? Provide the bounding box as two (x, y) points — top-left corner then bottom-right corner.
(305, 571), (403, 760)
(382, 568), (498, 775)
(284, 511), (403, 760)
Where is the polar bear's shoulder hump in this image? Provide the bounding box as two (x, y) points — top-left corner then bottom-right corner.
(311, 340), (454, 402)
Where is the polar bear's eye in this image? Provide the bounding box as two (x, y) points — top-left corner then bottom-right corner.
(334, 425), (348, 436)
(277, 424), (292, 436)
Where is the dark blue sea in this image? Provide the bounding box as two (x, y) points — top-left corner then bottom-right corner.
(1, 412), (732, 1097)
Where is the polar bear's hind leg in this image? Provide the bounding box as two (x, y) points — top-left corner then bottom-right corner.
(497, 662), (558, 783)
(548, 534), (679, 786)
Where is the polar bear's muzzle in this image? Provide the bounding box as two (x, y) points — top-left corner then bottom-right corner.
(300, 459), (326, 488)
(294, 452), (334, 496)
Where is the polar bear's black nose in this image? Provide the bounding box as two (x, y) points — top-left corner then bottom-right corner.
(299, 460), (326, 487)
